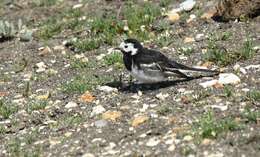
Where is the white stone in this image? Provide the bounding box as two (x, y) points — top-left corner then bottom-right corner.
(36, 62), (47, 73)
(73, 4), (83, 9)
(156, 93), (169, 100)
(183, 135), (193, 141)
(218, 73), (240, 85)
(168, 144), (176, 151)
(199, 80), (218, 88)
(96, 54), (106, 60)
(211, 103), (228, 111)
(82, 153), (95, 157)
(195, 33), (205, 41)
(65, 101), (78, 108)
(146, 138), (160, 147)
(245, 64), (260, 70)
(180, 0), (196, 11)
(97, 86), (118, 93)
(91, 105), (106, 116)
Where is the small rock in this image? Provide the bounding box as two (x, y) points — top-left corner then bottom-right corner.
(94, 120), (108, 128)
(201, 138), (213, 145)
(195, 33), (205, 41)
(73, 3), (83, 9)
(201, 9), (216, 19)
(180, 0), (196, 11)
(218, 73), (240, 85)
(199, 80), (218, 88)
(168, 144), (176, 151)
(156, 93), (169, 100)
(183, 135), (193, 141)
(245, 64), (260, 70)
(102, 111), (122, 121)
(97, 86), (118, 93)
(184, 37), (195, 43)
(79, 91), (95, 103)
(96, 54), (106, 60)
(64, 132), (72, 137)
(132, 115), (149, 127)
(208, 152), (224, 157)
(38, 46), (52, 56)
(82, 153), (95, 157)
(211, 104), (228, 111)
(65, 101), (78, 108)
(36, 62), (47, 73)
(187, 14), (196, 23)
(167, 13), (180, 22)
(91, 105), (106, 116)
(146, 138), (160, 147)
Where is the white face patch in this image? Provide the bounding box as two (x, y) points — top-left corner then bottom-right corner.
(119, 42), (138, 55)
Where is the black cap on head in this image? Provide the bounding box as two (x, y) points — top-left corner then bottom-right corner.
(124, 38), (143, 49)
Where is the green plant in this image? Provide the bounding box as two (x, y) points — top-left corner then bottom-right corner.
(71, 38), (102, 52)
(240, 38), (254, 60)
(0, 100), (18, 119)
(247, 90), (260, 102)
(242, 107), (260, 123)
(62, 74), (113, 94)
(223, 85), (233, 97)
(194, 112), (240, 139)
(103, 52), (123, 66)
(0, 20), (15, 40)
(26, 100), (48, 114)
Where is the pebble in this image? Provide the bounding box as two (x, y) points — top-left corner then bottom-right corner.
(183, 135), (193, 141)
(82, 153), (95, 157)
(73, 4), (83, 9)
(180, 0), (196, 11)
(168, 144), (176, 151)
(195, 33), (205, 41)
(199, 80), (218, 88)
(167, 13), (180, 22)
(36, 62), (47, 73)
(187, 14), (196, 23)
(91, 105), (106, 116)
(245, 64), (260, 70)
(94, 120), (108, 128)
(184, 37), (195, 43)
(97, 86), (118, 93)
(211, 103), (228, 111)
(218, 73), (240, 85)
(65, 101), (78, 108)
(156, 93), (169, 100)
(146, 138), (160, 147)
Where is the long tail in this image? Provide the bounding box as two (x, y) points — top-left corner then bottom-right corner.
(168, 60), (219, 78)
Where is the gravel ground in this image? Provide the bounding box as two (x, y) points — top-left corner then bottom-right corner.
(0, 0), (260, 157)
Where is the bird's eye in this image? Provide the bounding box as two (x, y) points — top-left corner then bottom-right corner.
(124, 45), (128, 48)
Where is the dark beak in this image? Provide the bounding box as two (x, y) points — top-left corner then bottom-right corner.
(114, 47), (122, 51)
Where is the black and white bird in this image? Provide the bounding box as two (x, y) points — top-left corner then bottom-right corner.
(116, 38), (219, 83)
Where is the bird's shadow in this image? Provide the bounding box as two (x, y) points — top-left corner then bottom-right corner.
(105, 76), (203, 93)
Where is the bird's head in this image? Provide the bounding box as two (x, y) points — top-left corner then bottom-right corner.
(116, 38), (143, 56)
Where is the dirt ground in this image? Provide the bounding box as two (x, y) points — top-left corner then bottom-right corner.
(0, 0), (259, 157)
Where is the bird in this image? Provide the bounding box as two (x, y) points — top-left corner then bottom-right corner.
(115, 38), (219, 84)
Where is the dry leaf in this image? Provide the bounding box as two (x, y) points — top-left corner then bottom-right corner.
(132, 115), (149, 127)
(102, 111), (122, 121)
(80, 91), (95, 103)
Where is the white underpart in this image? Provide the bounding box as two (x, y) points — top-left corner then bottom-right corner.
(119, 42), (138, 55)
(130, 64), (166, 83)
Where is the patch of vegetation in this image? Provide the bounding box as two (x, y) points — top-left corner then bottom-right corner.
(194, 112), (240, 139)
(179, 47), (195, 56)
(156, 105), (174, 116)
(26, 100), (48, 114)
(0, 125), (6, 135)
(70, 58), (95, 69)
(223, 85), (233, 97)
(103, 52), (123, 67)
(204, 35), (255, 66)
(240, 38), (255, 60)
(71, 38), (102, 52)
(37, 9), (85, 40)
(62, 74), (113, 94)
(7, 137), (41, 157)
(32, 0), (58, 7)
(247, 90), (260, 102)
(123, 2), (161, 40)
(0, 100), (18, 119)
(204, 39), (235, 66)
(221, 31), (233, 41)
(242, 107), (260, 123)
